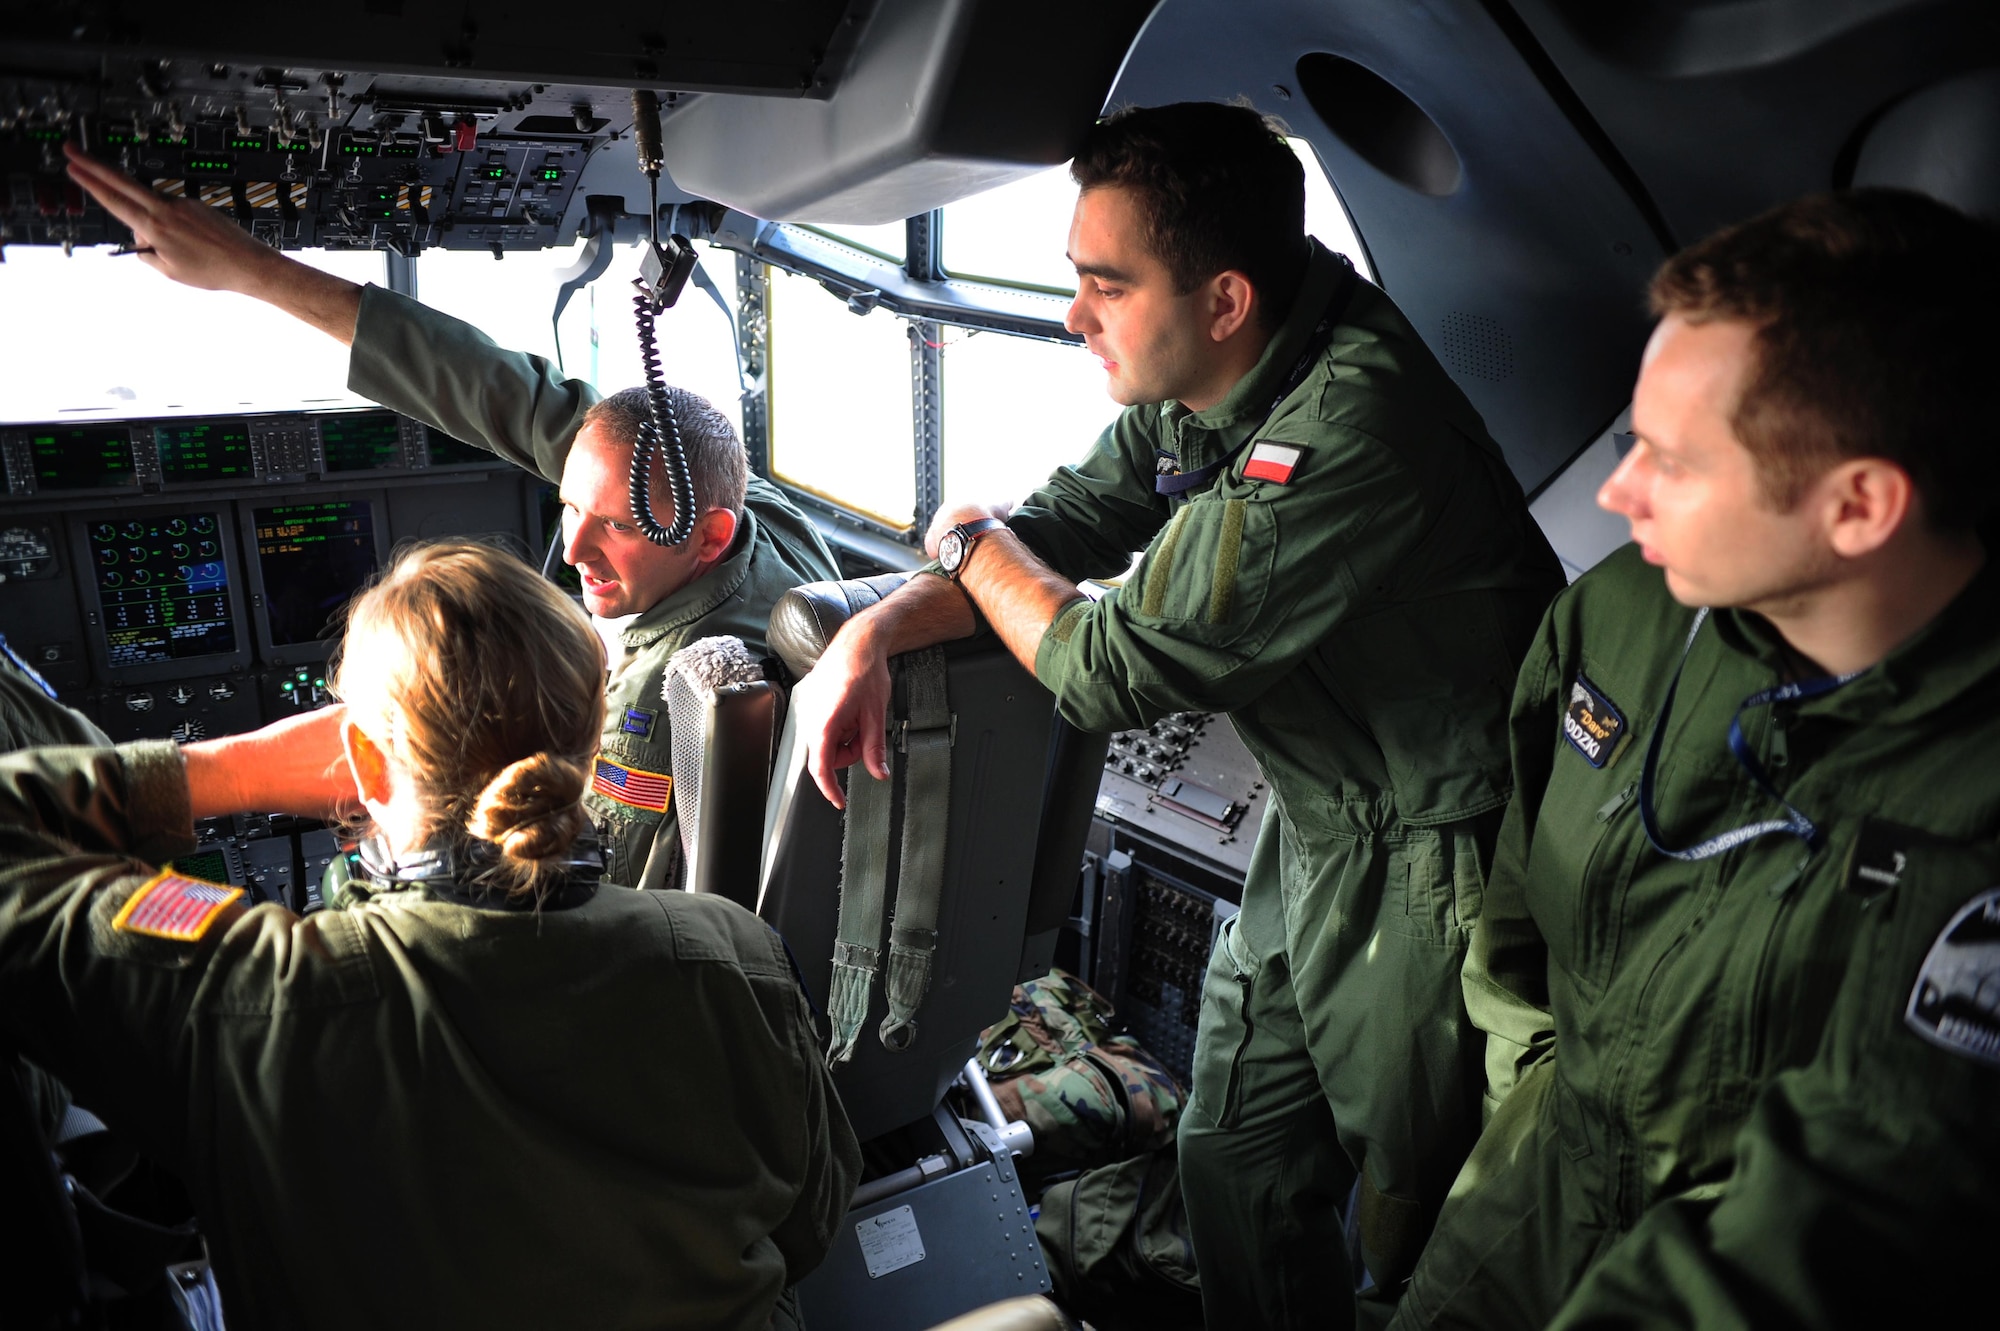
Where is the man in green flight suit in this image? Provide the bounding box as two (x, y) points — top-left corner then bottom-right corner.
(793, 102), (1565, 1327)
(1392, 191), (2000, 1328)
(66, 145), (842, 892)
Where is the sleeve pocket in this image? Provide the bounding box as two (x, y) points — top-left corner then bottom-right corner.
(1135, 497), (1274, 627)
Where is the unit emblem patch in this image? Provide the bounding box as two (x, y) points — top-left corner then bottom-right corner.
(112, 870), (244, 943)
(1562, 673), (1627, 769)
(1905, 886), (2000, 1068)
(620, 706), (658, 741)
(591, 755), (673, 814)
(1242, 442), (1302, 485)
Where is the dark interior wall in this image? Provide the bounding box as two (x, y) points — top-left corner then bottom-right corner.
(1108, 0), (1665, 495)
(1520, 0), (2000, 243)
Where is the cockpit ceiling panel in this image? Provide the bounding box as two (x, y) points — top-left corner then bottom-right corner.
(0, 3), (859, 96)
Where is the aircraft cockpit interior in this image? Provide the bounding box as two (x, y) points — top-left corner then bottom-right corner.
(3, 1), (1997, 1327)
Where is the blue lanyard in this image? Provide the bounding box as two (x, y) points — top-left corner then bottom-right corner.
(1638, 608), (1863, 861)
(0, 633), (59, 701)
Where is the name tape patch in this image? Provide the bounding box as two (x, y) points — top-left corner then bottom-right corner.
(1562, 673), (1627, 769)
(112, 869), (245, 943)
(1242, 442), (1302, 485)
(1906, 886), (2000, 1068)
(591, 755), (673, 814)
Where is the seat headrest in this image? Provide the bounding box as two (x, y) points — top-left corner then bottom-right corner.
(767, 571), (915, 678)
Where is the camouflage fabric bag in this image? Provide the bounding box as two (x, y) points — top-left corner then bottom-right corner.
(1035, 1148), (1202, 1331)
(976, 970), (1183, 1189)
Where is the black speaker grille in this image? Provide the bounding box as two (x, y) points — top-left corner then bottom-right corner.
(1440, 311), (1516, 382)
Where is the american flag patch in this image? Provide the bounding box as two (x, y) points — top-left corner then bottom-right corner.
(1242, 442), (1303, 485)
(592, 756), (673, 813)
(111, 870), (244, 943)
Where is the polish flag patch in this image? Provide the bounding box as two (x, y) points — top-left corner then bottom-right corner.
(112, 869), (244, 943)
(1242, 442), (1303, 485)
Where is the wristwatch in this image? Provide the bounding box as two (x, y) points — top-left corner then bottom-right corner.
(938, 517), (1007, 580)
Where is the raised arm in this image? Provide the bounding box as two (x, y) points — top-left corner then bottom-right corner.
(64, 144), (362, 345)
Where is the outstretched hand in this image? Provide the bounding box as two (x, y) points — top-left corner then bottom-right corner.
(64, 144), (364, 344)
(64, 144), (284, 292)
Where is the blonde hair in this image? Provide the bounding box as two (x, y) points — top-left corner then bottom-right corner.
(331, 541), (605, 900)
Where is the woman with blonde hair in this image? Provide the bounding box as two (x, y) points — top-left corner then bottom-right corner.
(0, 540), (857, 1330)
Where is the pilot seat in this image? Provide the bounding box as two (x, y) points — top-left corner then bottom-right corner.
(663, 571), (1109, 1331)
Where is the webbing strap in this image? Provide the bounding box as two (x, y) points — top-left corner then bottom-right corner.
(826, 739), (893, 1067)
(880, 646), (952, 1051)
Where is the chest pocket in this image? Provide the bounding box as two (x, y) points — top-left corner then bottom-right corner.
(1135, 495), (1274, 628)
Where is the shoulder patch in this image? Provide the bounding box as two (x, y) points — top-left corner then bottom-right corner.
(112, 869), (244, 943)
(591, 754), (673, 814)
(1562, 672), (1627, 769)
(1906, 887), (2000, 1068)
(620, 705), (658, 741)
(1242, 441), (1302, 485)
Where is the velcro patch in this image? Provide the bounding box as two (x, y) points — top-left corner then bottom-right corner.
(112, 869), (244, 943)
(620, 706), (658, 741)
(1906, 886), (2000, 1068)
(1242, 442), (1302, 485)
(591, 755), (672, 813)
(1562, 673), (1627, 769)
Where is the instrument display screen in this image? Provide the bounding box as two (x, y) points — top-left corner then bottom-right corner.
(155, 419), (254, 483)
(425, 425), (491, 466)
(319, 412), (404, 473)
(27, 427), (137, 491)
(253, 500), (379, 647)
(88, 512), (238, 667)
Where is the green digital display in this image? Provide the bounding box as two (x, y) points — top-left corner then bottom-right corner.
(424, 427), (491, 467)
(340, 140), (378, 156)
(483, 166), (506, 179)
(319, 412), (404, 472)
(184, 155), (234, 173)
(228, 135), (267, 151)
(29, 428), (137, 491)
(538, 167), (561, 181)
(170, 849), (232, 885)
(155, 420), (253, 482)
(381, 142), (420, 158)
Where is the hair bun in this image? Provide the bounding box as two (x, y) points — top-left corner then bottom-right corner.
(469, 754), (589, 863)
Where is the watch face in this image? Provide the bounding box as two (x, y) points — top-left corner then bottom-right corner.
(939, 529), (965, 573)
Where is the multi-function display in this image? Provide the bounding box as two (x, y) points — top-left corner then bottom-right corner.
(254, 500), (379, 648)
(29, 427), (136, 491)
(425, 426), (492, 466)
(88, 512), (238, 667)
(319, 412), (404, 473)
(154, 420), (254, 483)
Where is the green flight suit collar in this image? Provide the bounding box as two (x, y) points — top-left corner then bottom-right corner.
(1158, 238), (1342, 469)
(1707, 543), (1999, 726)
(618, 506), (762, 650)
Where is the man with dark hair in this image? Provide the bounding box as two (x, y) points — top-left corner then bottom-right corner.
(1392, 189), (2000, 1330)
(65, 147), (841, 892)
(795, 101), (1564, 1326)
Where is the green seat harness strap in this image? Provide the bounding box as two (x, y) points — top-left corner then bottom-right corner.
(825, 646), (954, 1066)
